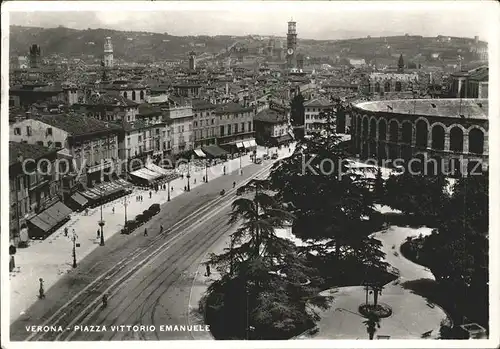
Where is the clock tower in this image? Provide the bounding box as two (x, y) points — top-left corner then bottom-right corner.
(286, 19), (297, 69)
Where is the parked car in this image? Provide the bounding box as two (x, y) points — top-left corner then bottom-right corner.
(143, 209), (153, 220)
(148, 204), (160, 215)
(121, 220), (138, 234)
(263, 154), (270, 160)
(135, 214), (147, 224)
(255, 158), (263, 164)
(271, 153), (278, 159)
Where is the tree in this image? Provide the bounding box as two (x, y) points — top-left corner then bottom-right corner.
(269, 108), (388, 284)
(373, 168), (385, 201)
(202, 179), (330, 339)
(290, 93), (305, 139)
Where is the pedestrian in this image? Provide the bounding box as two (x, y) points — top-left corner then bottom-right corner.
(160, 224), (163, 233)
(233, 181), (236, 188)
(149, 191), (152, 199)
(112, 207), (115, 214)
(184, 185), (187, 191)
(97, 229), (100, 238)
(171, 186), (173, 191)
(202, 175), (205, 182)
(64, 227), (68, 237)
(205, 263), (211, 277)
(144, 228), (148, 236)
(72, 229), (75, 237)
(85, 208), (89, 216)
(194, 178), (196, 184)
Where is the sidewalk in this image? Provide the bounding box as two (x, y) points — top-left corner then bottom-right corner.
(9, 144), (292, 323)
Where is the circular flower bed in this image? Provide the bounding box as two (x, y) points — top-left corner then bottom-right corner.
(358, 303), (393, 318)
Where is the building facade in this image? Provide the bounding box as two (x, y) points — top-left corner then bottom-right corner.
(214, 102), (255, 152)
(304, 97), (332, 134)
(192, 99), (218, 148)
(351, 99), (488, 176)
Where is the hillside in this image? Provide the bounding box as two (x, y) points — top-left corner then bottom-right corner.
(9, 25), (485, 64)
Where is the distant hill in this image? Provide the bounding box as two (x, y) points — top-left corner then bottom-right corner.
(9, 25), (485, 64)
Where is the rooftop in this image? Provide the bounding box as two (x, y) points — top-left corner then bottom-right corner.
(354, 99), (488, 120)
(304, 98), (332, 107)
(192, 98), (216, 110)
(34, 114), (122, 136)
(86, 92), (138, 107)
(9, 141), (56, 166)
(254, 109), (288, 124)
(215, 102), (254, 114)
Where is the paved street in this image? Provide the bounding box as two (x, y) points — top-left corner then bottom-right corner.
(10, 146), (292, 341)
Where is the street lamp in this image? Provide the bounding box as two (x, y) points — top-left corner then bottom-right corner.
(124, 194), (128, 225)
(99, 187), (105, 246)
(72, 231), (78, 268)
(167, 180), (171, 201)
(239, 152), (242, 175)
(205, 158), (209, 182)
(186, 160), (191, 192)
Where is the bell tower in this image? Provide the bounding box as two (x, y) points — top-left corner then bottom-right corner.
(286, 19), (297, 69)
(104, 37), (114, 68)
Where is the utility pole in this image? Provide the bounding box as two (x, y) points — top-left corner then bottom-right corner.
(167, 180), (171, 201)
(205, 158), (209, 182)
(72, 231), (78, 268)
(99, 187), (105, 246)
(186, 159), (191, 192)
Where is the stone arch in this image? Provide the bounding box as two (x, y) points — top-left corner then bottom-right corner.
(384, 81), (391, 92)
(431, 123), (445, 150)
(468, 127), (485, 154)
(369, 117), (377, 139)
(389, 119), (399, 142)
(449, 126), (464, 152)
(132, 91), (136, 100)
(123, 91), (128, 99)
(378, 118), (387, 141)
(401, 121), (413, 145)
(395, 81), (402, 92)
(415, 118), (429, 149)
(140, 90), (145, 100)
(375, 82), (380, 93)
(362, 116), (369, 139)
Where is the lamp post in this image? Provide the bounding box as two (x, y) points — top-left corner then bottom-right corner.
(239, 152), (242, 175)
(124, 194), (128, 225)
(99, 187), (105, 246)
(186, 160), (191, 192)
(167, 180), (171, 201)
(205, 158), (209, 182)
(72, 231), (78, 268)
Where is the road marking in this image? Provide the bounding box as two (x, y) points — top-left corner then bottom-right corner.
(39, 164), (273, 341)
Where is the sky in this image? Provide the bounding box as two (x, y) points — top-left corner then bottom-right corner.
(6, 1), (495, 41)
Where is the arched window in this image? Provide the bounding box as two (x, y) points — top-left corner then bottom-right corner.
(395, 81), (402, 92)
(378, 119), (387, 141)
(123, 91), (128, 99)
(132, 91), (136, 101)
(375, 82), (380, 93)
(140, 90), (145, 100)
(450, 127), (464, 152)
(362, 117), (368, 139)
(370, 119), (377, 139)
(468, 128), (484, 154)
(389, 120), (398, 142)
(431, 124), (445, 150)
(416, 120), (428, 149)
(402, 122), (412, 144)
(384, 81), (391, 92)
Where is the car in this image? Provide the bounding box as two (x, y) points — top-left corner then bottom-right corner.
(121, 220), (138, 234)
(135, 214), (147, 224)
(271, 153), (278, 159)
(263, 154), (270, 160)
(148, 204), (160, 215)
(255, 158), (263, 164)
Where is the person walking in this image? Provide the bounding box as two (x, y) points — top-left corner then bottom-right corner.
(205, 263), (211, 277)
(97, 229), (100, 238)
(38, 278), (45, 299)
(64, 227), (68, 237)
(112, 207), (115, 214)
(233, 181), (236, 188)
(144, 228), (148, 236)
(160, 224), (164, 233)
(149, 191), (152, 199)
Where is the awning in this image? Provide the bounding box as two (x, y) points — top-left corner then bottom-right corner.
(29, 201), (72, 233)
(275, 134), (293, 144)
(193, 149), (206, 158)
(146, 162), (170, 176)
(243, 141), (251, 149)
(130, 168), (162, 182)
(249, 139), (257, 147)
(236, 142), (244, 148)
(201, 145), (228, 158)
(71, 192), (88, 208)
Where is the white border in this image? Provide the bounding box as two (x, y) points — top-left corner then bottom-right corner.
(1, 1), (499, 349)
